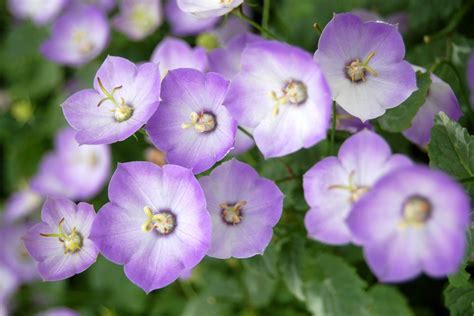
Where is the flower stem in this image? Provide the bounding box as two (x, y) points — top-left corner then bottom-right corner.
(233, 6), (280, 40)
(262, 0), (271, 30)
(424, 0), (474, 43)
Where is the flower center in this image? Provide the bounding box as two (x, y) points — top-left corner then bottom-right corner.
(40, 218), (83, 254)
(181, 111), (217, 133)
(345, 51), (378, 83)
(400, 195), (432, 228)
(270, 79), (308, 116)
(328, 171), (369, 203)
(96, 77), (134, 122)
(72, 29), (95, 55)
(131, 4), (154, 32)
(220, 201), (247, 225)
(141, 206), (176, 235)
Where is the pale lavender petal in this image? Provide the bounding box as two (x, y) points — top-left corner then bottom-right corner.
(165, 0), (219, 36)
(113, 0), (163, 41)
(41, 7), (110, 67)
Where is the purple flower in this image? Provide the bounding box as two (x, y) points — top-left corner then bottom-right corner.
(165, 0), (219, 36)
(403, 66), (461, 147)
(37, 307), (80, 316)
(7, 0), (67, 25)
(41, 7), (110, 67)
(226, 41), (331, 158)
(199, 159), (283, 258)
(150, 37), (208, 77)
(30, 128), (111, 200)
(335, 105), (373, 134)
(208, 33), (263, 155)
(348, 166), (470, 282)
(177, 0), (244, 18)
(90, 162), (211, 292)
(0, 264), (18, 305)
(468, 51), (474, 105)
(53, 128), (111, 199)
(211, 14), (250, 46)
(3, 187), (42, 224)
(208, 33), (264, 80)
(146, 69), (236, 174)
(23, 197), (99, 281)
(314, 13), (416, 121)
(0, 223), (39, 283)
(303, 130), (412, 245)
(113, 0), (163, 41)
(62, 56), (161, 145)
(231, 127), (254, 155)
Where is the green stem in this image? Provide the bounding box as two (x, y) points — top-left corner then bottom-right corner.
(424, 0), (474, 43)
(233, 7), (280, 40)
(262, 0), (270, 30)
(238, 125), (254, 140)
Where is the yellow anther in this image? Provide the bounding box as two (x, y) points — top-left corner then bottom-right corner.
(181, 111), (216, 133)
(141, 206), (176, 234)
(346, 51), (378, 82)
(270, 80), (308, 116)
(220, 201), (247, 225)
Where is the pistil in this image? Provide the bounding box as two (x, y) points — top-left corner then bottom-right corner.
(40, 218), (83, 254)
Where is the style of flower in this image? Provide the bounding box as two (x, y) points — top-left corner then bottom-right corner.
(7, 0), (67, 25)
(303, 130), (412, 245)
(314, 13), (417, 121)
(403, 66), (461, 147)
(23, 198), (99, 281)
(30, 127), (111, 200)
(177, 0), (244, 18)
(146, 68), (236, 174)
(150, 37), (208, 78)
(90, 162), (211, 292)
(199, 159), (283, 258)
(225, 40), (332, 158)
(113, 0), (163, 41)
(347, 166), (470, 282)
(62, 56), (161, 145)
(41, 6), (110, 66)
(165, 0), (219, 36)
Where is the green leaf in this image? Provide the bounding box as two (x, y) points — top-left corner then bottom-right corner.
(444, 284), (474, 316)
(378, 71), (432, 133)
(367, 285), (414, 316)
(428, 112), (474, 195)
(449, 262), (470, 288)
(241, 245), (279, 307)
(302, 253), (371, 316)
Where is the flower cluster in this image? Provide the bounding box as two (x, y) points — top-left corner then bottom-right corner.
(1, 2), (471, 312)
